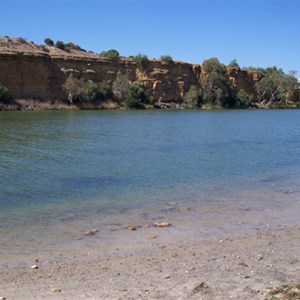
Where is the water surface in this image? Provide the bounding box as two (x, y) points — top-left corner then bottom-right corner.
(1, 110), (300, 259)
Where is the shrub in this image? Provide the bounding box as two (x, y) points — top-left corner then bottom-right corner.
(228, 59), (240, 69)
(183, 85), (202, 108)
(125, 95), (145, 109)
(83, 81), (112, 103)
(55, 40), (65, 50)
(235, 89), (253, 107)
(0, 84), (9, 103)
(17, 37), (27, 43)
(133, 54), (149, 70)
(160, 55), (173, 64)
(112, 72), (129, 101)
(100, 49), (120, 61)
(44, 38), (54, 46)
(62, 75), (85, 103)
(64, 42), (85, 51)
(125, 81), (153, 109)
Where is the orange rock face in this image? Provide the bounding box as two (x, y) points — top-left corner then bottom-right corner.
(227, 67), (263, 99)
(0, 38), (261, 104)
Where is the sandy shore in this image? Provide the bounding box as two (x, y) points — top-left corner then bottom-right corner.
(1, 223), (300, 300)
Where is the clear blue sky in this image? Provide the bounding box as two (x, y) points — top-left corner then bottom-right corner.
(1, 0), (299, 73)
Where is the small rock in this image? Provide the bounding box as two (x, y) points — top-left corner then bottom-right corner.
(154, 222), (172, 227)
(238, 262), (249, 268)
(0, 297), (6, 300)
(84, 229), (98, 236)
(50, 288), (61, 293)
(147, 235), (157, 239)
(257, 254), (263, 261)
(127, 226), (137, 231)
(31, 265), (38, 269)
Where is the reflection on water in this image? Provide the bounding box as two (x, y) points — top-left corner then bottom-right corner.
(1, 110), (300, 257)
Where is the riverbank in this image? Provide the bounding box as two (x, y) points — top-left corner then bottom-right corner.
(0, 99), (121, 111)
(1, 224), (300, 300)
(1, 98), (299, 111)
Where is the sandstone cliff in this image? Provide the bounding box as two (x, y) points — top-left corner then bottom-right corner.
(0, 37), (260, 107)
(227, 67), (264, 96)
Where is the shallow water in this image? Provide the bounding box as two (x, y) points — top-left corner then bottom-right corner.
(1, 110), (300, 259)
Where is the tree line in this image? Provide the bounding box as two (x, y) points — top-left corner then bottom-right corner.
(61, 57), (299, 109)
(62, 73), (155, 109)
(183, 58), (299, 109)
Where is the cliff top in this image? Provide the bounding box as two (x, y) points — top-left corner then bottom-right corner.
(0, 37), (100, 59)
(0, 37), (198, 69)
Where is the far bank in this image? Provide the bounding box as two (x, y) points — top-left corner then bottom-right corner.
(0, 37), (299, 110)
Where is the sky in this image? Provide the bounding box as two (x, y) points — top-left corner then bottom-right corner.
(0, 0), (299, 74)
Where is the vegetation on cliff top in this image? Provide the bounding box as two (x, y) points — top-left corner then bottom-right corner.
(99, 49), (120, 61)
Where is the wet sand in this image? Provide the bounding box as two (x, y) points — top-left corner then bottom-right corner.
(1, 223), (300, 300)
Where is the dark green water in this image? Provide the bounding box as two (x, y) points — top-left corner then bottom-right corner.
(1, 110), (300, 257)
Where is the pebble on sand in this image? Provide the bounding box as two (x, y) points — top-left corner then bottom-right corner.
(50, 288), (61, 293)
(153, 222), (172, 227)
(31, 265), (38, 269)
(147, 235), (157, 239)
(127, 226), (137, 231)
(84, 229), (98, 236)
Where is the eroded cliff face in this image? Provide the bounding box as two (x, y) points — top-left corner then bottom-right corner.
(0, 38), (202, 103)
(0, 38), (259, 105)
(227, 67), (264, 97)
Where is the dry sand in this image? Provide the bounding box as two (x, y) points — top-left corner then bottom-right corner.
(1, 223), (300, 300)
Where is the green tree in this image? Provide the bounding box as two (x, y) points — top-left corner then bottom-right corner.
(125, 81), (152, 109)
(255, 67), (298, 104)
(64, 42), (85, 51)
(55, 40), (65, 50)
(0, 84), (9, 103)
(44, 38), (54, 46)
(160, 55), (173, 64)
(112, 72), (129, 101)
(200, 58), (234, 107)
(17, 37), (27, 43)
(183, 85), (202, 108)
(235, 89), (253, 107)
(100, 49), (120, 61)
(62, 75), (85, 103)
(133, 54), (149, 70)
(228, 59), (240, 69)
(83, 81), (112, 103)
